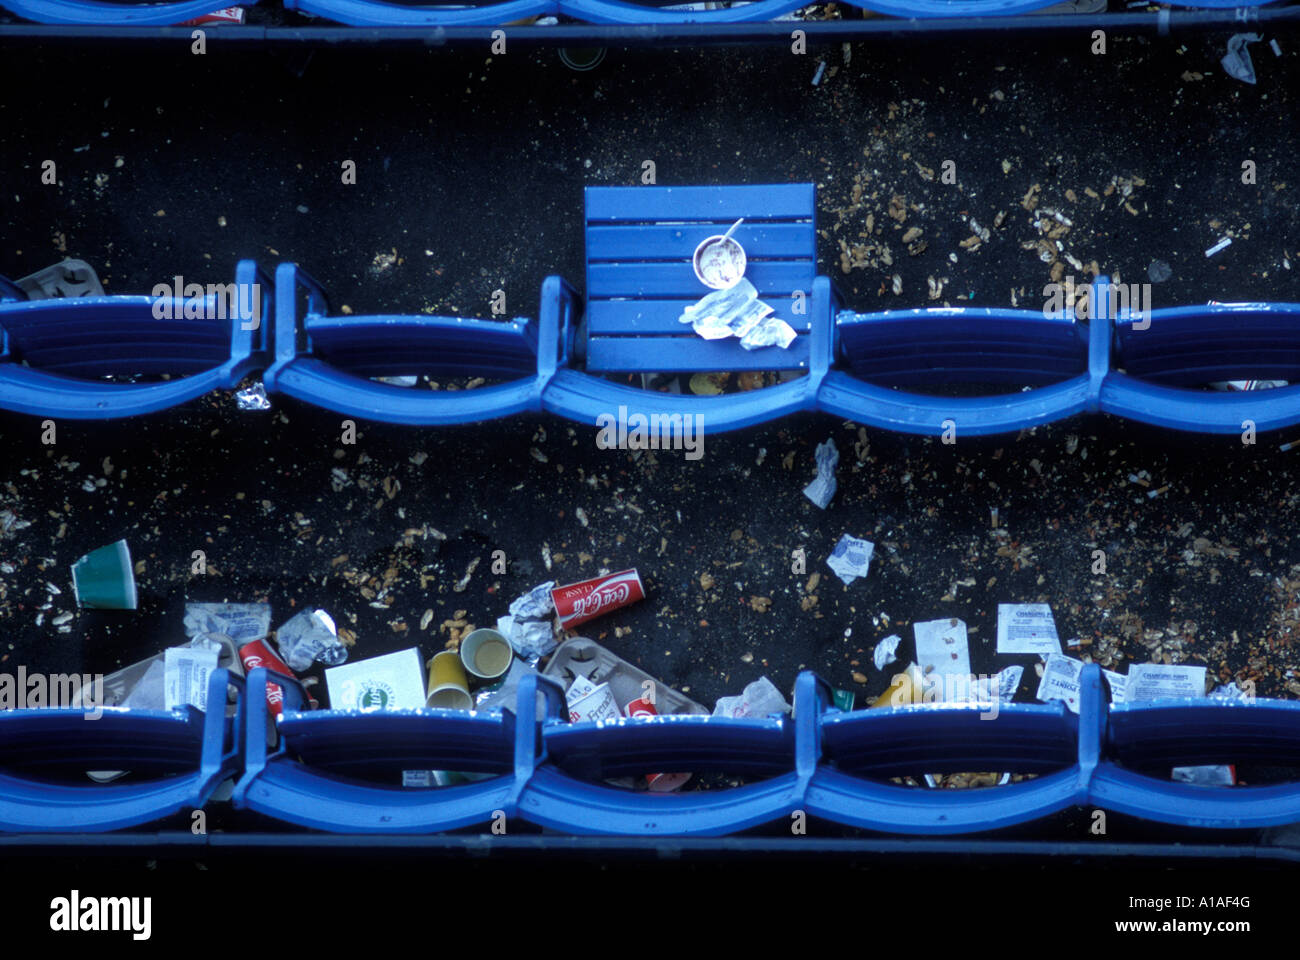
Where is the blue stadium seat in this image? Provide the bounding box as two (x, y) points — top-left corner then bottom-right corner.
(282, 0), (553, 25)
(0, 669), (242, 832)
(1091, 694), (1300, 829)
(818, 294), (1111, 437)
(542, 183), (832, 434)
(263, 263), (567, 425)
(0, 0), (258, 24)
(232, 668), (529, 833)
(0, 260), (271, 419)
(1097, 278), (1300, 433)
(803, 667), (1102, 833)
(517, 673), (811, 836)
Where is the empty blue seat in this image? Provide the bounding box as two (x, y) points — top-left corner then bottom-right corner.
(804, 668), (1103, 834)
(560, 0), (801, 23)
(0, 0), (258, 24)
(1098, 282), (1300, 433)
(1091, 695), (1300, 829)
(0, 260), (271, 419)
(542, 184), (832, 434)
(280, 0), (554, 25)
(517, 673), (813, 836)
(263, 263), (566, 425)
(818, 297), (1110, 436)
(232, 667), (532, 833)
(0, 669), (242, 832)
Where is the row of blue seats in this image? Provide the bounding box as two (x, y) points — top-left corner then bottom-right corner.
(3, 258), (1300, 435)
(0, 0), (1278, 27)
(1, 665), (1296, 835)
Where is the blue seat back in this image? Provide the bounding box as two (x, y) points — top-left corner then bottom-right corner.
(0, 297), (233, 377)
(820, 701), (1079, 777)
(304, 314), (538, 380)
(1114, 302), (1300, 386)
(543, 713), (795, 781)
(1106, 698), (1300, 768)
(836, 307), (1089, 386)
(0, 708), (208, 776)
(277, 708), (517, 778)
(582, 183), (816, 373)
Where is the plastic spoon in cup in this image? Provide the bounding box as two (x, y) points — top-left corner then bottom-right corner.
(721, 218), (744, 242)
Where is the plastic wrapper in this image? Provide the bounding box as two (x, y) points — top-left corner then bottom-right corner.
(873, 634), (902, 671)
(826, 533), (874, 585)
(473, 659), (537, 714)
(184, 602), (271, 645)
(1221, 32), (1262, 84)
(712, 675), (792, 719)
(275, 608), (349, 672)
(164, 645), (218, 711)
(235, 383), (271, 410)
(802, 438), (839, 509)
(499, 581), (559, 657)
(497, 614), (557, 659)
(678, 278), (791, 349)
(509, 580), (555, 621)
(739, 316), (797, 351)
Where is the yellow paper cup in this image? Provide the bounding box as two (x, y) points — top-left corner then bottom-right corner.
(459, 628), (514, 681)
(426, 651), (473, 710)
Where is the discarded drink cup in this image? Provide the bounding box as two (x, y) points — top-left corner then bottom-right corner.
(426, 651), (474, 711)
(70, 539), (138, 610)
(692, 233), (746, 290)
(459, 628), (514, 681)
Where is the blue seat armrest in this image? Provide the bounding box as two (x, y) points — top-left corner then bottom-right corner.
(229, 259), (274, 376)
(198, 669), (244, 791)
(234, 667), (311, 804)
(539, 275), (580, 380)
(267, 263), (330, 387)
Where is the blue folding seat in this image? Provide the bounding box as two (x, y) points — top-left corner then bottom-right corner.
(542, 184), (832, 435)
(818, 293), (1111, 437)
(1090, 693), (1300, 829)
(1096, 277), (1300, 433)
(0, 260), (271, 419)
(0, 669), (242, 832)
(233, 668), (533, 833)
(557, 0), (802, 23)
(517, 673), (813, 836)
(0, 0), (258, 24)
(263, 263), (566, 425)
(803, 668), (1105, 833)
(278, 0), (555, 26)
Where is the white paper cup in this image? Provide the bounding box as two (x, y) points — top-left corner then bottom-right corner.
(459, 628), (514, 681)
(692, 235), (746, 289)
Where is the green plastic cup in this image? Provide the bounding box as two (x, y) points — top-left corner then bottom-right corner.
(71, 539), (138, 610)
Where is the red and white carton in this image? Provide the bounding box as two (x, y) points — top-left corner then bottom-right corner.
(551, 569), (645, 630)
(179, 6), (245, 24)
(623, 696), (691, 792)
(239, 638), (315, 716)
